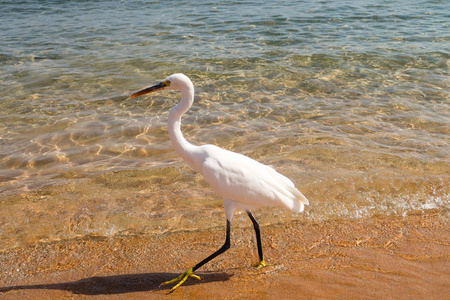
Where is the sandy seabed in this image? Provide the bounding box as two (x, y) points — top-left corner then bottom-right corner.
(0, 210), (448, 299)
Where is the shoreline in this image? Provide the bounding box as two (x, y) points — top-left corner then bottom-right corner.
(0, 210), (448, 299)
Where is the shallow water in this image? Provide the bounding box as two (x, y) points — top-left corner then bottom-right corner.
(0, 0), (449, 251)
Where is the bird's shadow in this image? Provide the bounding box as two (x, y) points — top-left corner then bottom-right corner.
(0, 272), (232, 295)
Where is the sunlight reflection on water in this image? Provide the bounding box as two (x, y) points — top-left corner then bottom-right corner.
(0, 0), (448, 250)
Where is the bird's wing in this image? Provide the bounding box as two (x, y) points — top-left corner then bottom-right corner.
(200, 145), (309, 213)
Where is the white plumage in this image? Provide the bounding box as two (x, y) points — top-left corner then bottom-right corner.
(199, 144), (308, 219)
(130, 73), (309, 292)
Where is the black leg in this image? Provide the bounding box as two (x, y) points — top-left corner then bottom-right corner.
(161, 220), (231, 292)
(192, 219), (231, 272)
(247, 211), (264, 263)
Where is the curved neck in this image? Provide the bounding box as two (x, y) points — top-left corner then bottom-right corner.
(167, 85), (201, 172)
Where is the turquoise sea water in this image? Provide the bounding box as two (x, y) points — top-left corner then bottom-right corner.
(0, 0), (448, 250)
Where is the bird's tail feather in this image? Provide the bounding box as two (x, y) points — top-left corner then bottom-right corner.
(265, 165), (310, 213)
(291, 188), (309, 213)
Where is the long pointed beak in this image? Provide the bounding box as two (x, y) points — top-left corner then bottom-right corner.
(129, 81), (167, 98)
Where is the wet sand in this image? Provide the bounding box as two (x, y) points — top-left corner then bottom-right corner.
(0, 210), (448, 299)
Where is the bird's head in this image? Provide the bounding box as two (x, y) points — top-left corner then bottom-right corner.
(130, 73), (193, 98)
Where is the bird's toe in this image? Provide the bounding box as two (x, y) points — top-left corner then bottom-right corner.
(253, 260), (273, 269)
(160, 267), (202, 293)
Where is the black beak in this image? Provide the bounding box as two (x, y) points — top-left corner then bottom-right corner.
(130, 81), (167, 98)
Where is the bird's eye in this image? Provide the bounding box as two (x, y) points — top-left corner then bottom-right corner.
(162, 80), (171, 86)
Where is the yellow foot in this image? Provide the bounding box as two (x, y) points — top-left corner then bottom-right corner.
(253, 260), (273, 269)
(160, 268), (203, 293)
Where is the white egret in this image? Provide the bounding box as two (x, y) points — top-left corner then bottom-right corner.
(130, 73), (309, 292)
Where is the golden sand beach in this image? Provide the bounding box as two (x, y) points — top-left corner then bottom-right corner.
(1, 1), (449, 299)
(1, 210), (448, 299)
